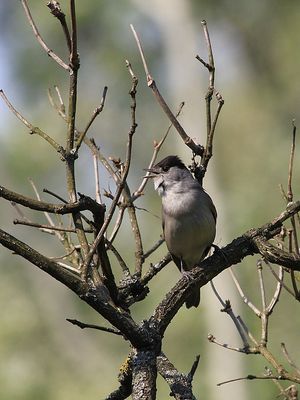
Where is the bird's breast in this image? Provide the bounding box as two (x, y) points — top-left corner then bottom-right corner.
(162, 190), (216, 268)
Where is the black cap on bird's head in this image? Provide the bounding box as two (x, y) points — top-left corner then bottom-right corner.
(145, 155), (187, 176)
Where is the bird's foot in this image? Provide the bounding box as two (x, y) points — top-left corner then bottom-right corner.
(181, 268), (195, 282)
(212, 244), (228, 263)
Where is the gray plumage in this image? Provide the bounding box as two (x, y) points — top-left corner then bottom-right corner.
(148, 155), (217, 308)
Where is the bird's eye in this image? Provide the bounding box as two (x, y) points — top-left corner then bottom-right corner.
(162, 165), (169, 172)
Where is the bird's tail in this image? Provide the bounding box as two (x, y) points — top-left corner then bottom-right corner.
(185, 287), (201, 308)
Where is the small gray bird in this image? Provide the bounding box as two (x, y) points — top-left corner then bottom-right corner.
(147, 155), (217, 308)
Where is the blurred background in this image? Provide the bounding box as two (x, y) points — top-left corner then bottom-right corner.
(0, 0), (300, 399)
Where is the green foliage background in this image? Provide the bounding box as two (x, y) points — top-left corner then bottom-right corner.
(0, 1), (300, 399)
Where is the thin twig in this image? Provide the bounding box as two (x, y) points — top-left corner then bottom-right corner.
(49, 248), (77, 261)
(47, 0), (72, 53)
(13, 219), (93, 233)
(29, 178), (80, 266)
(279, 183), (288, 202)
(217, 374), (288, 387)
(201, 20), (215, 87)
(196, 20), (224, 179)
(108, 206), (126, 243)
(281, 343), (300, 376)
(210, 280), (250, 348)
(106, 239), (130, 275)
(93, 151), (102, 204)
(257, 260), (268, 346)
(75, 86), (108, 153)
(81, 78), (138, 279)
(66, 318), (122, 336)
(84, 141), (129, 247)
(61, 0), (90, 263)
(188, 355), (200, 380)
(140, 254), (172, 286)
(69, 0), (79, 68)
(0, 90), (63, 154)
(130, 24), (203, 156)
(20, 0), (70, 70)
(287, 121), (299, 256)
(29, 178), (62, 234)
(267, 263), (297, 298)
(143, 237), (165, 260)
(47, 85), (67, 120)
(11, 202), (31, 222)
(236, 316), (259, 346)
(287, 120), (296, 202)
(257, 260), (267, 311)
(57, 262), (82, 275)
(124, 62), (144, 276)
(55, 85), (66, 113)
(266, 263), (283, 314)
(43, 188), (68, 203)
(132, 101), (185, 201)
(288, 228), (300, 299)
(230, 267), (261, 317)
(86, 139), (120, 184)
(207, 334), (256, 354)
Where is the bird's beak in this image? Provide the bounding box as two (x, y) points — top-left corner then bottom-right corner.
(143, 167), (159, 179)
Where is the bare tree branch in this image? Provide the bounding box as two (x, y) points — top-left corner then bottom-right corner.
(20, 0), (70, 70)
(66, 318), (122, 336)
(130, 24), (204, 156)
(47, 0), (72, 53)
(0, 90), (64, 154)
(0, 185), (104, 215)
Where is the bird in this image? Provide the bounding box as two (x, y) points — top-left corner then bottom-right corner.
(146, 155), (217, 308)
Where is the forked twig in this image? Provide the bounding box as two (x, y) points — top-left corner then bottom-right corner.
(210, 280), (250, 348)
(47, 0), (72, 52)
(75, 86), (108, 153)
(130, 24), (204, 157)
(48, 86), (67, 120)
(20, 0), (70, 71)
(81, 60), (138, 279)
(0, 90), (63, 154)
(196, 20), (224, 178)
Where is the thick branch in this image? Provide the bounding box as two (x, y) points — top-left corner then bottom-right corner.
(150, 201), (300, 336)
(157, 353), (197, 400)
(254, 238), (300, 268)
(0, 228), (152, 349)
(106, 355), (133, 400)
(0, 185), (104, 215)
(0, 228), (83, 290)
(132, 349), (157, 400)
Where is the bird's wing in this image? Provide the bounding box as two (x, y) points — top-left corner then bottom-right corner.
(207, 192), (217, 222)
